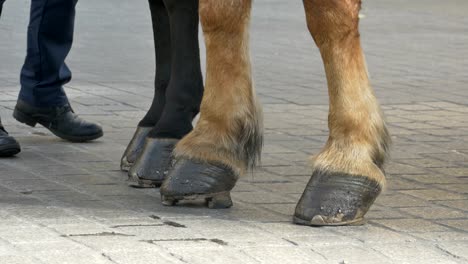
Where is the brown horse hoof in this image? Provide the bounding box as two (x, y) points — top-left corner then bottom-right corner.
(127, 138), (178, 188)
(293, 170), (381, 226)
(160, 158), (237, 209)
(121, 126), (153, 171)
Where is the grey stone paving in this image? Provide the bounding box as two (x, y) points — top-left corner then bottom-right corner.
(1, 0), (467, 263)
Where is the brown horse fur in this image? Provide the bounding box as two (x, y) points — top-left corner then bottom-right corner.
(173, 0), (263, 176)
(303, 0), (390, 187)
(175, 0), (390, 186)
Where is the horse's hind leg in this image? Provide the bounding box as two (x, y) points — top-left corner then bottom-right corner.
(160, 0), (262, 208)
(128, 0), (204, 187)
(294, 0), (390, 226)
(121, 0), (172, 171)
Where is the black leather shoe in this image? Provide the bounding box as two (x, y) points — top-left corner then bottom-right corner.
(13, 100), (103, 142)
(0, 120), (21, 157)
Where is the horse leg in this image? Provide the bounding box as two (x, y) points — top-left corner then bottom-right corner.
(121, 0), (172, 171)
(128, 0), (204, 187)
(294, 0), (390, 226)
(160, 0), (262, 208)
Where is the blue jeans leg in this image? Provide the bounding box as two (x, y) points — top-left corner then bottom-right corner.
(19, 0), (78, 107)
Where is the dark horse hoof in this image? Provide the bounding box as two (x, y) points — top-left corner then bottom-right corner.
(127, 138), (178, 188)
(121, 126), (152, 171)
(160, 158), (238, 209)
(293, 170), (382, 226)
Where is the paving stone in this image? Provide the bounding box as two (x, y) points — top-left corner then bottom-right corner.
(437, 219), (468, 232)
(372, 242), (462, 264)
(410, 231), (468, 242)
(377, 219), (450, 233)
(399, 206), (467, 220)
(103, 250), (184, 264)
(0, 0), (467, 262)
(401, 189), (466, 201)
(334, 225), (417, 243)
(0, 255), (44, 264)
(0, 240), (19, 256)
(166, 247), (259, 264)
(33, 250), (114, 264)
(312, 244), (393, 264)
(435, 200), (468, 212)
(434, 241), (468, 261)
(243, 246), (326, 264)
(374, 193), (430, 208)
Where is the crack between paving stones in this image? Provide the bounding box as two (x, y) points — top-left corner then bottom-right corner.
(282, 238), (299, 246)
(310, 248), (329, 261)
(142, 238), (228, 246)
(169, 252), (189, 263)
(435, 244), (464, 260)
(101, 252), (118, 264)
(62, 231), (134, 237)
(163, 221), (186, 228)
(149, 215), (161, 220)
(111, 224), (165, 228)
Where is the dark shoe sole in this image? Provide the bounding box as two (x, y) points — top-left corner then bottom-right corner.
(0, 143), (21, 157)
(13, 108), (103, 142)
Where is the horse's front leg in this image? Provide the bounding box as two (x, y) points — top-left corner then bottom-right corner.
(121, 0), (172, 172)
(128, 0), (204, 187)
(160, 0), (263, 208)
(294, 0), (391, 226)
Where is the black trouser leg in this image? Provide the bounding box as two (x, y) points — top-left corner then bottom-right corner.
(149, 0), (203, 139)
(138, 0), (172, 127)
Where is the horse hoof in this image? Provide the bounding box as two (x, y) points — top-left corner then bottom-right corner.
(206, 192), (233, 209)
(161, 195), (178, 206)
(127, 138), (178, 188)
(121, 126), (153, 171)
(293, 170), (382, 226)
(160, 158), (238, 209)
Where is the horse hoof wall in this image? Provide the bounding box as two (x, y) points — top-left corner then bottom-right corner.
(127, 138), (178, 188)
(161, 195), (178, 206)
(294, 170), (381, 226)
(160, 158), (238, 209)
(206, 192), (233, 209)
(120, 126), (153, 172)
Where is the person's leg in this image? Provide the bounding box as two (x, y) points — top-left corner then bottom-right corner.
(13, 0), (103, 142)
(18, 0), (77, 107)
(120, 0), (172, 171)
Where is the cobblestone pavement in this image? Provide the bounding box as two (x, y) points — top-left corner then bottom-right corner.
(1, 0), (467, 263)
